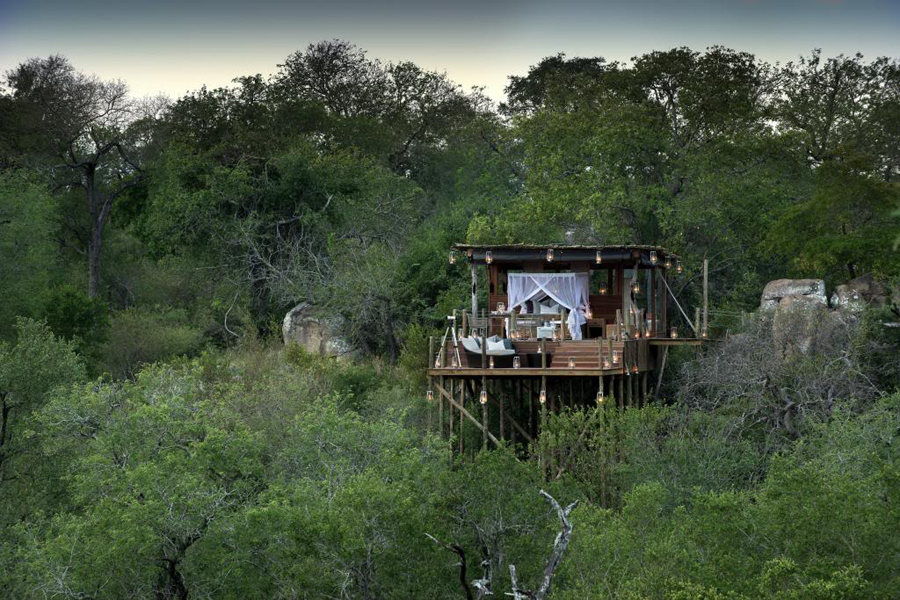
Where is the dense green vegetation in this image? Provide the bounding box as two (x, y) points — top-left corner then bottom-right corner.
(1, 42), (899, 598)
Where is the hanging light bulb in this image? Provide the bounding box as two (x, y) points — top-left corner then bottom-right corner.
(479, 390), (488, 405)
(664, 256), (673, 269)
(568, 357), (576, 369)
(670, 327), (679, 339)
(595, 251), (603, 265)
(449, 250), (457, 265)
(485, 250), (493, 264)
(650, 251), (658, 265)
(426, 389), (434, 402)
(546, 248), (554, 262)
(598, 282), (608, 295)
(539, 389), (547, 404)
(676, 260), (683, 274)
(596, 389), (605, 404)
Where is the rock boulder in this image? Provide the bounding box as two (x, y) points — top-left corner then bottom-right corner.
(760, 279), (827, 311)
(830, 273), (889, 311)
(282, 302), (353, 357)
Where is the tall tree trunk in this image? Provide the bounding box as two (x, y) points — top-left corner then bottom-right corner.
(88, 218), (103, 298)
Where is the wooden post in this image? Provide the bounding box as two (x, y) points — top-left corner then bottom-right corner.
(459, 378), (465, 454)
(482, 378), (488, 449)
(617, 376), (624, 410)
(461, 310), (468, 338)
(615, 309), (623, 341)
(694, 307), (701, 338)
(641, 371), (648, 407)
(654, 346), (669, 400)
(429, 336), (436, 435)
(703, 258), (709, 334)
(471, 262), (478, 317)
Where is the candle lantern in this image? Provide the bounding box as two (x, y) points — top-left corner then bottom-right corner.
(595, 251), (603, 264)
(632, 282), (640, 294)
(670, 327), (679, 339)
(451, 355), (459, 367)
(596, 389), (605, 404)
(612, 350), (620, 364)
(701, 329), (709, 339)
(449, 250), (457, 265)
(479, 390), (488, 405)
(650, 251), (658, 265)
(568, 357), (576, 369)
(426, 389), (434, 402)
(598, 282), (608, 295)
(489, 356), (495, 369)
(539, 389), (547, 404)
(546, 248), (554, 262)
(585, 307), (593, 319)
(602, 357), (611, 369)
(435, 356), (442, 368)
(664, 256), (673, 269)
(485, 251), (493, 264)
(497, 302), (506, 312)
(632, 365), (639, 374)
(513, 356), (521, 369)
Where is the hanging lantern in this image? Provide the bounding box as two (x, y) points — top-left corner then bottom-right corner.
(612, 350), (620, 364)
(632, 365), (639, 374)
(485, 250), (493, 264)
(513, 356), (521, 369)
(596, 389), (605, 404)
(670, 327), (679, 339)
(602, 356), (611, 369)
(489, 356), (495, 369)
(546, 248), (554, 262)
(598, 282), (608, 295)
(497, 301), (506, 313)
(539, 389), (547, 404)
(632, 282), (640, 294)
(676, 260), (683, 274)
(568, 357), (576, 369)
(650, 251), (658, 265)
(585, 307), (593, 319)
(595, 250), (603, 265)
(451, 355), (459, 368)
(644, 328), (652, 339)
(479, 390), (488, 405)
(701, 329), (709, 339)
(449, 250), (457, 265)
(664, 256), (673, 269)
(435, 355), (442, 368)
(426, 389), (434, 402)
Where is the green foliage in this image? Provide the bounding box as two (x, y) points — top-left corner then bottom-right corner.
(0, 172), (56, 339)
(100, 306), (204, 379)
(42, 285), (109, 356)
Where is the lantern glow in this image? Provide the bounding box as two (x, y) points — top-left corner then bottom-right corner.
(539, 389), (547, 404)
(546, 248), (554, 262)
(595, 251), (602, 264)
(650, 251), (658, 265)
(426, 390), (434, 402)
(479, 390), (488, 405)
(485, 251), (493, 264)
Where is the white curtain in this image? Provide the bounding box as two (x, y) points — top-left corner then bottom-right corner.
(507, 273), (590, 339)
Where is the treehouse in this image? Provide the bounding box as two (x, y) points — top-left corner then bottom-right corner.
(426, 244), (709, 450)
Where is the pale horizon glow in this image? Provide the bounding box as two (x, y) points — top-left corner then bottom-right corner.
(1, 0), (898, 103)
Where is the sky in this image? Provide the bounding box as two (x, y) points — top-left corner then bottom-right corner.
(1, 0), (898, 102)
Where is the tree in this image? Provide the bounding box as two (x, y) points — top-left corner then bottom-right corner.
(4, 55), (148, 297)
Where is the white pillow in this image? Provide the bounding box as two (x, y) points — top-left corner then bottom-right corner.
(460, 337), (481, 353)
(487, 339), (507, 352)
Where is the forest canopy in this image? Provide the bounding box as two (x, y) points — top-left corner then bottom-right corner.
(1, 41), (899, 599)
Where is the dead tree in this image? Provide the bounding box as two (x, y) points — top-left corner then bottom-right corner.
(428, 490), (577, 600)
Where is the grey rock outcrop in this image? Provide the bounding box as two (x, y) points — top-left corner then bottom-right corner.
(761, 279), (827, 311)
(282, 302), (353, 357)
(830, 273), (889, 311)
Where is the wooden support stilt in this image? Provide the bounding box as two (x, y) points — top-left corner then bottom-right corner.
(459, 378), (465, 454)
(481, 375), (488, 449)
(641, 372), (648, 407)
(617, 376), (624, 410)
(448, 378), (453, 440)
(434, 380), (500, 447)
(485, 387), (534, 444)
(654, 346), (669, 400)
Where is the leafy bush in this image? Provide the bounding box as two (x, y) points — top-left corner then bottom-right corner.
(100, 306), (204, 379)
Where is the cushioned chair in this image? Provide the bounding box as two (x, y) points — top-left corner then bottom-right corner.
(458, 336), (516, 367)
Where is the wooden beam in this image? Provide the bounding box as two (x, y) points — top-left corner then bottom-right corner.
(485, 388), (534, 444)
(435, 380), (500, 447)
(703, 258), (709, 334)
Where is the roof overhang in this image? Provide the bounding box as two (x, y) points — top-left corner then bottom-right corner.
(453, 244), (679, 267)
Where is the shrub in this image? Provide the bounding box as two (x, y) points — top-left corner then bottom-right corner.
(100, 306), (204, 379)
